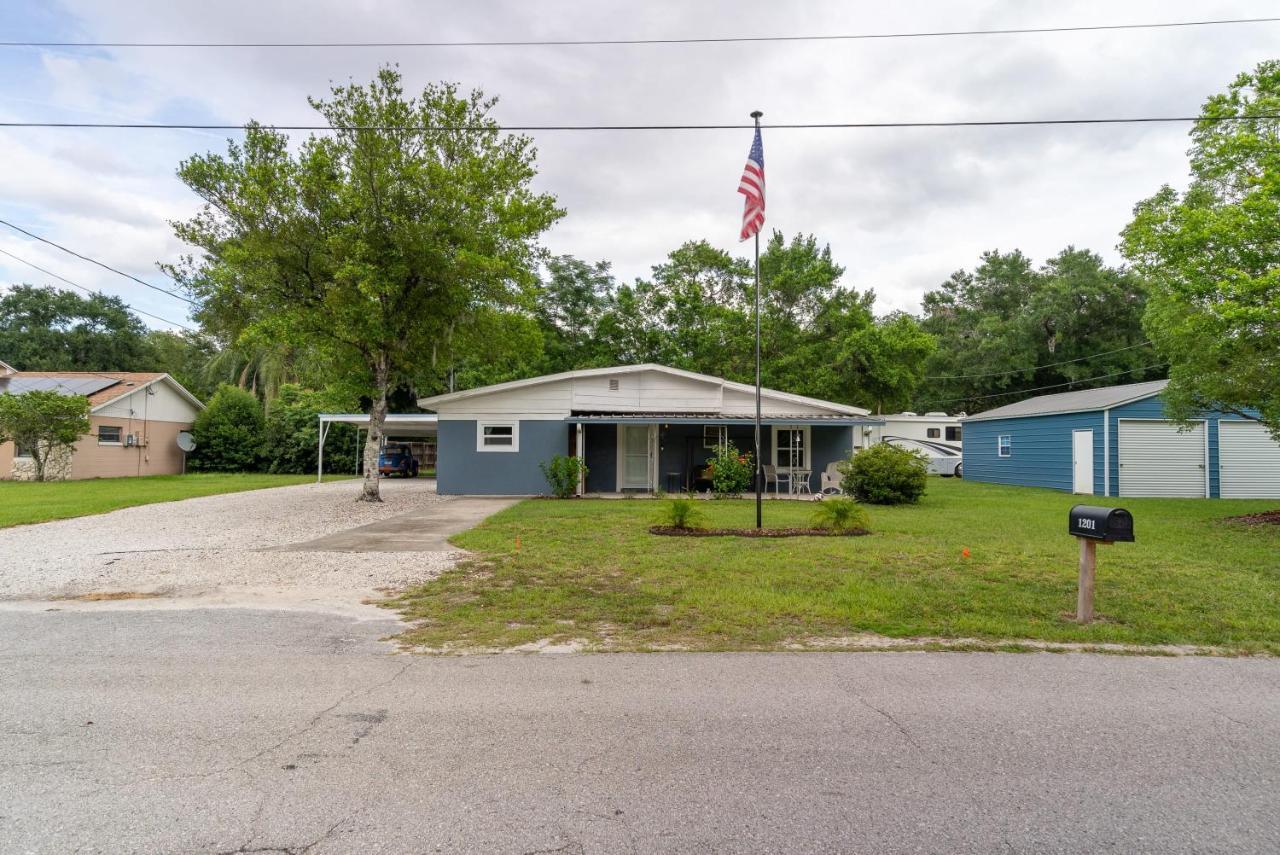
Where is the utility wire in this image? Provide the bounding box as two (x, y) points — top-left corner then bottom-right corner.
(2, 114), (1278, 132)
(0, 246), (196, 330)
(3, 16), (1276, 48)
(920, 363), (1169, 407)
(0, 218), (195, 306)
(926, 341), (1154, 380)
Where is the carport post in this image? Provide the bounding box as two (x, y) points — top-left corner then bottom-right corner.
(316, 417), (329, 483)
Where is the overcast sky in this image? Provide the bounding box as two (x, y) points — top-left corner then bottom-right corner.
(1, 0), (1277, 330)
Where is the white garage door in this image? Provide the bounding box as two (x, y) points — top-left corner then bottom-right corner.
(1118, 420), (1206, 497)
(1220, 421), (1280, 498)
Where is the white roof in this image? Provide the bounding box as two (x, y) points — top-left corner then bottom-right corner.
(416, 363), (869, 416)
(319, 413), (438, 429)
(964, 379), (1169, 422)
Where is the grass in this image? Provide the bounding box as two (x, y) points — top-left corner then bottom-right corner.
(389, 479), (1280, 654)
(0, 472), (352, 528)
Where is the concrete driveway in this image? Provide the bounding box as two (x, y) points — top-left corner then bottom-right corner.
(3, 607), (1279, 854)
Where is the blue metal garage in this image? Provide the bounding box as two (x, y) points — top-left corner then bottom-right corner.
(961, 380), (1280, 498)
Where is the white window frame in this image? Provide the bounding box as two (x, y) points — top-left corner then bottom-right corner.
(98, 425), (123, 446)
(703, 425), (728, 449)
(476, 421), (519, 453)
(997, 434), (1012, 458)
(771, 425), (811, 471)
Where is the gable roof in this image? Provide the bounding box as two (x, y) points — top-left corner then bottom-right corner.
(2, 371), (205, 411)
(963, 379), (1169, 422)
(417, 363), (870, 416)
(0, 359), (15, 376)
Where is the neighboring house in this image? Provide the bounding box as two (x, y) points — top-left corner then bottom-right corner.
(417, 364), (881, 496)
(0, 371), (204, 480)
(961, 379), (1280, 498)
(870, 411), (964, 449)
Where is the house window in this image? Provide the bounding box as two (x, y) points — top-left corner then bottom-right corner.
(13, 439), (33, 458)
(774, 426), (809, 469)
(927, 428), (941, 439)
(997, 435), (1012, 458)
(703, 425), (728, 449)
(476, 422), (518, 452)
(98, 425), (123, 445)
(946, 426), (962, 442)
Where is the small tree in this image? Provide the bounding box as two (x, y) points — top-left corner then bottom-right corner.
(839, 444), (929, 505)
(189, 385), (264, 472)
(539, 454), (587, 498)
(0, 391), (90, 481)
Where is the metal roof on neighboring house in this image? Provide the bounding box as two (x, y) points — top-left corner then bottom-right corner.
(0, 371), (204, 411)
(963, 379), (1170, 422)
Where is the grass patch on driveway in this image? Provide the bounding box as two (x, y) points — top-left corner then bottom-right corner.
(0, 473), (352, 528)
(389, 479), (1280, 653)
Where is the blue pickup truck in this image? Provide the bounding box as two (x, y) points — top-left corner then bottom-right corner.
(377, 444), (420, 478)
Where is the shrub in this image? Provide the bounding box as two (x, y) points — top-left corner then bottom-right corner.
(540, 454), (588, 498)
(707, 442), (754, 497)
(839, 443), (929, 505)
(0, 390), (89, 481)
(189, 384), (264, 472)
(810, 496), (870, 533)
(261, 384), (359, 475)
(661, 497), (704, 529)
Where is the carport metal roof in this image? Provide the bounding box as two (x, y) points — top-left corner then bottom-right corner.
(316, 413), (438, 481)
(566, 412), (882, 426)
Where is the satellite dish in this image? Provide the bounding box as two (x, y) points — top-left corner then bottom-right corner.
(177, 432), (196, 452)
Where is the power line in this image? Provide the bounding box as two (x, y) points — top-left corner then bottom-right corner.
(920, 363), (1168, 407)
(3, 16), (1276, 48)
(0, 246), (196, 331)
(926, 341), (1154, 380)
(1, 114), (1278, 132)
(0, 218), (195, 306)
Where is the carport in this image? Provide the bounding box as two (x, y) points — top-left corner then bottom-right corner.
(316, 413), (439, 481)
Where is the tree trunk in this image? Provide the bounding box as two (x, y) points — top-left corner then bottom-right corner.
(32, 442), (47, 482)
(360, 357), (390, 502)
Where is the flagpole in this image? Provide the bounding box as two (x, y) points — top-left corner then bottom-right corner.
(751, 109), (763, 530)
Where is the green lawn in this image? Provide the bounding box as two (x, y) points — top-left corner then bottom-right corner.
(0, 473), (352, 528)
(390, 479), (1280, 654)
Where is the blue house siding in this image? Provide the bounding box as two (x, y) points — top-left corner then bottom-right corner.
(809, 426), (855, 491)
(962, 412), (1105, 492)
(436, 419), (568, 495)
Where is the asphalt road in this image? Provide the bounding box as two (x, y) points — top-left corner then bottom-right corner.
(3, 608), (1279, 854)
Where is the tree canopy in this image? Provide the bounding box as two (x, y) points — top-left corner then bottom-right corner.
(0, 390), (90, 481)
(1122, 60), (1280, 437)
(168, 66), (563, 498)
(0, 285), (154, 372)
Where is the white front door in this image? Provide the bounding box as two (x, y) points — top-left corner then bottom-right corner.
(1072, 429), (1094, 495)
(620, 425), (651, 490)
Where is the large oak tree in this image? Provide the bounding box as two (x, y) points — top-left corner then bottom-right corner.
(169, 67), (562, 499)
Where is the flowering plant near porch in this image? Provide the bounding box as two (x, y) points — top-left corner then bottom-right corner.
(708, 442), (753, 497)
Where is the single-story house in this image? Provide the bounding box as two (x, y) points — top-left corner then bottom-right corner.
(417, 364), (881, 496)
(0, 369), (204, 480)
(961, 379), (1280, 498)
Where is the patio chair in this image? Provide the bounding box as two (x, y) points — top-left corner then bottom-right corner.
(820, 461), (844, 495)
(762, 464), (791, 495)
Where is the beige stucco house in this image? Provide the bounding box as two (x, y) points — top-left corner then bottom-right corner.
(0, 366), (204, 480)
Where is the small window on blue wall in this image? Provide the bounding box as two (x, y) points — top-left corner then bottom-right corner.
(997, 435), (1012, 458)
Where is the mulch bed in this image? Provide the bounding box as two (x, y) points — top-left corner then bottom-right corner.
(650, 525), (869, 538)
(1224, 509), (1280, 527)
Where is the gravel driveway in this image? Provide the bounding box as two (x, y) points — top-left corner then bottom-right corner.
(0, 479), (471, 602)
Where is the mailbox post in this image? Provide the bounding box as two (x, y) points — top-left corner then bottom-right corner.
(1068, 505), (1134, 624)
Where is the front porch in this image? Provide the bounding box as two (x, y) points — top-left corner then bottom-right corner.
(568, 414), (878, 496)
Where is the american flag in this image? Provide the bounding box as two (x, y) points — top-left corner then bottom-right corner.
(737, 127), (765, 241)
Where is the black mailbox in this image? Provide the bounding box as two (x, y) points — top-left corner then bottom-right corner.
(1069, 505), (1134, 543)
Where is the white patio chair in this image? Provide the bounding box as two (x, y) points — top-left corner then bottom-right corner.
(762, 464), (791, 495)
(820, 461), (844, 494)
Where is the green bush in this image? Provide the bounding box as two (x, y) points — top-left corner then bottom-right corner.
(661, 497), (704, 530)
(189, 384), (264, 472)
(540, 454), (588, 498)
(839, 443), (929, 505)
(810, 496), (870, 533)
(261, 384), (358, 475)
(708, 442), (754, 497)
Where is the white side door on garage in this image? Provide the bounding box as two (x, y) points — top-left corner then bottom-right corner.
(1118, 420), (1207, 497)
(1219, 420), (1280, 498)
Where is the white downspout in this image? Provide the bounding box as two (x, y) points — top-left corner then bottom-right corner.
(1102, 407), (1110, 497)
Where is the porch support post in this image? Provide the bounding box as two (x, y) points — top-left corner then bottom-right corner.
(317, 417), (328, 483)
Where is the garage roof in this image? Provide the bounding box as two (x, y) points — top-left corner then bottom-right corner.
(963, 379), (1169, 422)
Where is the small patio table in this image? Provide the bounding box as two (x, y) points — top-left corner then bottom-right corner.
(790, 469), (812, 495)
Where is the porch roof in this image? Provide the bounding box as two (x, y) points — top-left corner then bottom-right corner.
(566, 412), (882, 426)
